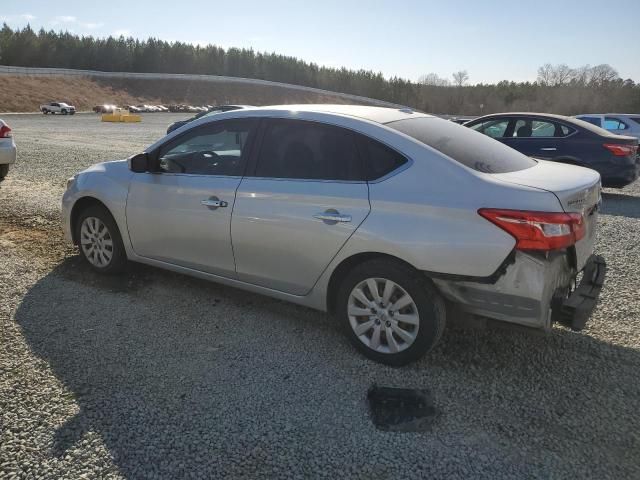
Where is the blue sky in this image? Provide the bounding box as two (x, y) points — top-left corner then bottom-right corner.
(2, 0), (639, 83)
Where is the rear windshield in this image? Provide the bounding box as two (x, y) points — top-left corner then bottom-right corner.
(386, 117), (537, 173)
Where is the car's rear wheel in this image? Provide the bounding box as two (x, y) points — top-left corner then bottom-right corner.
(0, 164), (9, 179)
(75, 205), (127, 274)
(337, 259), (446, 366)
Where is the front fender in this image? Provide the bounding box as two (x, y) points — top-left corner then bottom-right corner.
(62, 161), (133, 253)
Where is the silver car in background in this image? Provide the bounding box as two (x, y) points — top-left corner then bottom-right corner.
(62, 105), (606, 365)
(575, 114), (640, 139)
(0, 119), (16, 180)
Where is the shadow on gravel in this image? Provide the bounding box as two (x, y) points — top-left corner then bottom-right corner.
(601, 192), (640, 219)
(15, 257), (640, 478)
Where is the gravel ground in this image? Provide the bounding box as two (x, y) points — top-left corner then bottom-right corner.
(1, 113), (639, 479)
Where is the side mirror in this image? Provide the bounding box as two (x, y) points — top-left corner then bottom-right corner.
(129, 153), (149, 173)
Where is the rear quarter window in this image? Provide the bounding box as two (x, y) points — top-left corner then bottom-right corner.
(386, 117), (537, 173)
(356, 136), (408, 180)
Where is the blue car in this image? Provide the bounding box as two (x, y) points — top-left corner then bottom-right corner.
(465, 113), (639, 187)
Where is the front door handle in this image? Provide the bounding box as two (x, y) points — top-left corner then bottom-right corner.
(201, 197), (228, 209)
(540, 147), (557, 151)
(313, 211), (352, 224)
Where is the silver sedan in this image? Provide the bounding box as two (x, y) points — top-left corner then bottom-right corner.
(0, 119), (16, 180)
(62, 105), (606, 365)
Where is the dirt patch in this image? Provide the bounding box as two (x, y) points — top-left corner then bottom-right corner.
(0, 218), (69, 267)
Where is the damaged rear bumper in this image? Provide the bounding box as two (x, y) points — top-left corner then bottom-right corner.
(433, 251), (606, 330)
(551, 254), (606, 331)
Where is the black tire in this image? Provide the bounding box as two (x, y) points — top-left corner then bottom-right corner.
(0, 164), (8, 179)
(42, 110), (48, 114)
(336, 259), (446, 366)
(74, 204), (127, 274)
(62, 109), (68, 115)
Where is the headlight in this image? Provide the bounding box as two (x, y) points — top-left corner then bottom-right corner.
(66, 176), (77, 190)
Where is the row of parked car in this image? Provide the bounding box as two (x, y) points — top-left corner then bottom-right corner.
(93, 104), (223, 114)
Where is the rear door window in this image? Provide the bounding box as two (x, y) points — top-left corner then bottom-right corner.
(579, 116), (602, 127)
(255, 119), (363, 181)
(512, 119), (572, 137)
(604, 117), (629, 131)
(387, 117), (537, 174)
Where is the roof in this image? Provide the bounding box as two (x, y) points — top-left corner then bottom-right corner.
(474, 112), (572, 121)
(247, 104), (431, 124)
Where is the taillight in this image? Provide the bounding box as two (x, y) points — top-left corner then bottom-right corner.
(0, 125), (11, 138)
(478, 209), (585, 251)
(603, 143), (638, 157)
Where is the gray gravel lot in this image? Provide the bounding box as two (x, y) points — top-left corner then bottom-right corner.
(1, 113), (639, 479)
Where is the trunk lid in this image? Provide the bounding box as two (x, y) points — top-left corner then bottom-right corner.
(492, 160), (601, 270)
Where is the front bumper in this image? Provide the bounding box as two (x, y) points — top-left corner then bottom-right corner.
(551, 254), (606, 331)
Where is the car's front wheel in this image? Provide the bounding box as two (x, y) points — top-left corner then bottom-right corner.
(337, 259), (446, 366)
(75, 205), (127, 274)
(0, 164), (9, 179)
(61, 109), (68, 115)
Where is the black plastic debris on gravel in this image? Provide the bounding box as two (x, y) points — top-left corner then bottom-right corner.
(367, 384), (437, 432)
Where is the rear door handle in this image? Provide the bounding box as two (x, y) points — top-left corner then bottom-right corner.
(540, 147), (557, 151)
(313, 211), (352, 223)
(201, 197), (228, 209)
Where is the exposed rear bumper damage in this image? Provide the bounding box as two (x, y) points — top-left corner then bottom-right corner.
(551, 254), (606, 331)
(433, 251), (606, 330)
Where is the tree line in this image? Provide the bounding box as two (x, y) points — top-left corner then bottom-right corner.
(1, 24), (638, 114)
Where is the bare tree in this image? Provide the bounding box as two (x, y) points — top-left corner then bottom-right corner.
(537, 63), (554, 85)
(588, 64), (619, 86)
(418, 72), (450, 86)
(537, 63), (574, 86)
(552, 63), (574, 85)
(452, 70), (469, 87)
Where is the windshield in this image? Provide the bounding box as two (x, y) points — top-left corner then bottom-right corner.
(386, 117), (537, 173)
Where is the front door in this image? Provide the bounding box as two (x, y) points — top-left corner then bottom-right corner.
(231, 119), (371, 295)
(126, 119), (256, 276)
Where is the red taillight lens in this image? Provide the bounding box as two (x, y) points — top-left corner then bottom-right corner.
(603, 143), (638, 157)
(478, 209), (585, 251)
(0, 125), (11, 138)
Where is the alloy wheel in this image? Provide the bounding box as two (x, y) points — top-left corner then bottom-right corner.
(80, 216), (114, 268)
(347, 277), (419, 354)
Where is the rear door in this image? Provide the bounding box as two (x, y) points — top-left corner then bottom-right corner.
(502, 118), (573, 160)
(231, 119), (370, 295)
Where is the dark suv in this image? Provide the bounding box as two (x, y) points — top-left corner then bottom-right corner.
(465, 113), (639, 187)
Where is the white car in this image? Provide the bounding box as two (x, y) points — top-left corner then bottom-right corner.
(40, 102), (76, 115)
(0, 119), (16, 179)
(62, 105), (605, 365)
